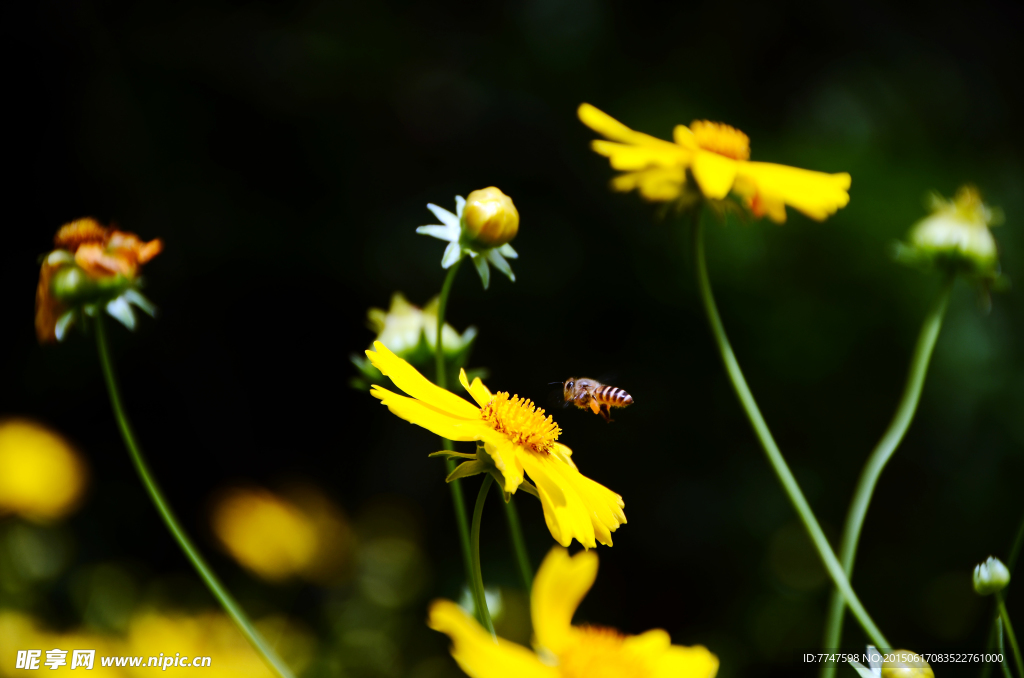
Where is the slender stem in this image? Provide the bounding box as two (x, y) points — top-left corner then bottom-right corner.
(432, 259), (480, 622)
(997, 594), (1024, 678)
(471, 475), (496, 635)
(999, 618), (1014, 678)
(1009, 509), (1024, 574)
(498, 483), (533, 591)
(94, 315), (294, 678)
(820, 276), (953, 677)
(691, 210), (890, 649)
(980, 509), (1024, 678)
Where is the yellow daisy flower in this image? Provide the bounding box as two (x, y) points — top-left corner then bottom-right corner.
(366, 342), (625, 548)
(578, 103), (851, 223)
(429, 547), (719, 678)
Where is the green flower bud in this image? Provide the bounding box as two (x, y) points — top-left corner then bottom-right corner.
(461, 187), (519, 249)
(882, 651), (934, 678)
(901, 185), (1002, 277)
(973, 556), (1010, 595)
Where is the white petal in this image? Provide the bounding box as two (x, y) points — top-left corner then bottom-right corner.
(498, 243), (518, 259)
(486, 249), (515, 282)
(55, 310), (76, 341)
(455, 195), (466, 218)
(106, 296), (137, 330)
(426, 203), (460, 229)
(441, 241), (463, 268)
(416, 224), (456, 241)
(473, 255), (491, 289)
(124, 289), (157, 317)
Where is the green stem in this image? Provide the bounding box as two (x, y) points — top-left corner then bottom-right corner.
(432, 259), (479, 623)
(1009, 509), (1024, 574)
(821, 276), (953, 678)
(998, 593), (1024, 678)
(691, 210), (889, 649)
(999, 618), (1014, 678)
(94, 315), (294, 678)
(980, 509), (1024, 678)
(471, 475), (496, 635)
(498, 484), (533, 591)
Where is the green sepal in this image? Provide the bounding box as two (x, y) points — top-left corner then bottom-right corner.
(446, 460), (489, 482)
(428, 450), (477, 460)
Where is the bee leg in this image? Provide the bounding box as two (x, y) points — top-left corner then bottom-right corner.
(598, 403), (613, 423)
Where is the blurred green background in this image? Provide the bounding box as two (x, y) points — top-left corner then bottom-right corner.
(3, 1), (1023, 676)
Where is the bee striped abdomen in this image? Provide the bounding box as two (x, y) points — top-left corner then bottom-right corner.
(595, 385), (633, 407)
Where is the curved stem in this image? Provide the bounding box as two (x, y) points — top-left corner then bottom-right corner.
(999, 618), (1015, 678)
(94, 315), (294, 678)
(821, 276), (952, 677)
(471, 475), (496, 635)
(432, 260), (477, 615)
(498, 484), (533, 591)
(691, 210), (889, 649)
(997, 593), (1024, 678)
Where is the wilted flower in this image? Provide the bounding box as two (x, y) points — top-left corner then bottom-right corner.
(416, 187), (520, 289)
(0, 419), (87, 522)
(897, 185), (1004, 281)
(35, 218), (162, 343)
(366, 342), (625, 549)
(973, 556), (1011, 596)
(578, 103), (851, 223)
(350, 292), (480, 390)
(429, 547), (719, 678)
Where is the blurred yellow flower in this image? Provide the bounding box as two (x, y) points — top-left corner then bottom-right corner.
(578, 103), (851, 223)
(429, 547), (719, 678)
(0, 609), (311, 678)
(366, 342), (625, 549)
(367, 292), (477, 358)
(0, 419), (87, 522)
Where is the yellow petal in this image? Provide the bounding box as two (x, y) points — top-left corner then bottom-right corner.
(591, 140), (690, 170)
(673, 124), (699, 150)
(370, 385), (489, 441)
(520, 453), (625, 549)
(428, 600), (558, 678)
(366, 342), (480, 419)
(482, 440), (525, 493)
(611, 168), (687, 202)
(622, 628), (672, 655)
(531, 547), (598, 656)
(578, 103), (679, 149)
(734, 162), (851, 221)
(648, 643), (720, 678)
(459, 369), (493, 408)
(690, 150), (739, 199)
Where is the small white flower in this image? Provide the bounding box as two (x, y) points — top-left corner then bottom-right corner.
(850, 645), (882, 678)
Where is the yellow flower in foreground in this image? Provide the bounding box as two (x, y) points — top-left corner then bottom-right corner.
(578, 103), (851, 223)
(366, 342), (625, 548)
(429, 547), (719, 678)
(0, 419), (87, 521)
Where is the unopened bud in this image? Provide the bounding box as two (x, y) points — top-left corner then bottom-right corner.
(461, 187), (519, 248)
(973, 556), (1010, 595)
(881, 651), (933, 678)
(907, 185), (1001, 275)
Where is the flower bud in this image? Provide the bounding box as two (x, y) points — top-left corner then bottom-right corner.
(881, 651), (933, 678)
(973, 556), (1010, 595)
(906, 185), (1001, 276)
(461, 187), (519, 248)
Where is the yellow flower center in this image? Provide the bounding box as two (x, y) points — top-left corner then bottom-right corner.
(558, 626), (650, 678)
(479, 392), (560, 455)
(690, 120), (750, 160)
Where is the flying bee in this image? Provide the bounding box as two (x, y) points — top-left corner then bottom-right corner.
(561, 378), (634, 423)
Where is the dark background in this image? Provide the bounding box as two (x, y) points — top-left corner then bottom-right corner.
(3, 1), (1023, 676)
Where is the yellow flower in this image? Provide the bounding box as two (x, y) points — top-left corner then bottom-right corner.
(578, 103), (851, 223)
(0, 419), (87, 521)
(366, 342), (625, 548)
(462, 187), (520, 248)
(429, 547), (719, 678)
(210, 485), (353, 584)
